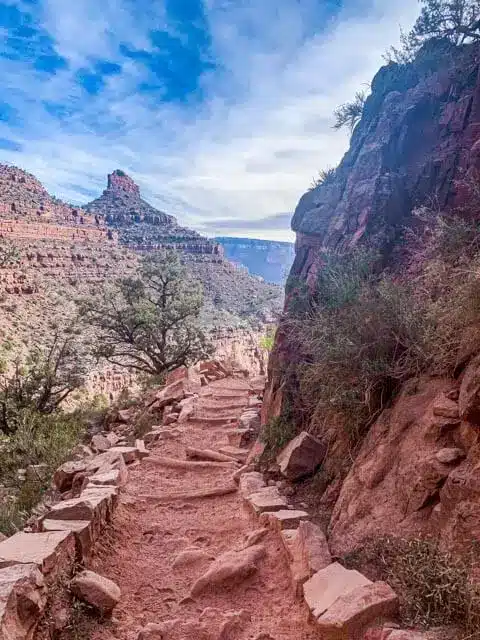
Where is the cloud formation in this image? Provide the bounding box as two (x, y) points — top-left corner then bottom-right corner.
(0, 0), (420, 241)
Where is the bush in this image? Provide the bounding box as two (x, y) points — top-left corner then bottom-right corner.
(309, 167), (337, 190)
(333, 91), (367, 133)
(284, 212), (480, 445)
(0, 410), (85, 535)
(260, 415), (296, 459)
(344, 536), (480, 632)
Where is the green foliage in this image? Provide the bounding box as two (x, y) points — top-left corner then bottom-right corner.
(344, 536), (480, 633)
(0, 240), (20, 268)
(333, 91), (367, 133)
(82, 249), (213, 376)
(285, 212), (480, 445)
(387, 0), (480, 63)
(259, 326), (276, 352)
(0, 326), (88, 435)
(0, 410), (85, 535)
(260, 415), (296, 458)
(309, 167), (337, 190)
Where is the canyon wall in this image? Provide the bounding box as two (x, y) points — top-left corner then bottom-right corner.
(265, 40), (480, 557)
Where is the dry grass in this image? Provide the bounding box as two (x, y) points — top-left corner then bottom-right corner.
(284, 211), (480, 446)
(344, 536), (480, 634)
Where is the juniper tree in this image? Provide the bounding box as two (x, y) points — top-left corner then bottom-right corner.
(82, 250), (212, 376)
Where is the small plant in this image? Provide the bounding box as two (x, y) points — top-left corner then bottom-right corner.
(259, 326), (276, 352)
(309, 167), (337, 190)
(333, 91), (367, 133)
(260, 416), (296, 458)
(344, 536), (480, 633)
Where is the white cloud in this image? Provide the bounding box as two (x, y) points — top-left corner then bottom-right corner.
(0, 0), (420, 241)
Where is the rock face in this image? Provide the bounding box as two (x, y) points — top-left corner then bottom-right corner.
(84, 171), (282, 326)
(263, 40), (480, 561)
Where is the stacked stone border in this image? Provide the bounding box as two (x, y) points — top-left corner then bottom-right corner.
(0, 360), (232, 640)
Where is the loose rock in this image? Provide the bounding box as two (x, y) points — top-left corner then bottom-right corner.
(71, 570), (121, 614)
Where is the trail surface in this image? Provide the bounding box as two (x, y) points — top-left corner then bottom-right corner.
(88, 376), (317, 640)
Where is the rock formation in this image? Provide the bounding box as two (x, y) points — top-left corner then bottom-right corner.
(263, 39), (480, 579)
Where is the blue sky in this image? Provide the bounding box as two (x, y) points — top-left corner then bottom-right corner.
(0, 0), (419, 241)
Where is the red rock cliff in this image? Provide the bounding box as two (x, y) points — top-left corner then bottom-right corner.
(265, 40), (480, 557)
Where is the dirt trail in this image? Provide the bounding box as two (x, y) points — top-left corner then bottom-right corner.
(85, 376), (318, 640)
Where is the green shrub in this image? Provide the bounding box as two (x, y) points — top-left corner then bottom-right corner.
(260, 415), (296, 459)
(344, 536), (480, 633)
(310, 167), (337, 190)
(284, 212), (480, 446)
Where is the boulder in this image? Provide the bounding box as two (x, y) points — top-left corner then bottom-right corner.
(277, 431), (326, 481)
(71, 570), (120, 614)
(246, 486), (288, 514)
(190, 544), (266, 596)
(108, 446), (139, 464)
(435, 447), (465, 465)
(172, 549), (212, 569)
(90, 434), (111, 453)
(89, 469), (123, 487)
(459, 353), (480, 423)
(40, 520), (93, 562)
(239, 472), (266, 497)
(0, 564), (46, 639)
(303, 562), (371, 620)
(0, 531), (75, 578)
(53, 461), (87, 492)
(117, 408), (134, 423)
(177, 396), (195, 423)
(260, 509), (309, 530)
(297, 521), (331, 575)
(432, 396), (459, 419)
(218, 446), (248, 463)
(135, 439), (149, 459)
(154, 380), (186, 410)
(316, 581), (399, 638)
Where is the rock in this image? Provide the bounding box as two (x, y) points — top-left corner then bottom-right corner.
(71, 570), (121, 614)
(43, 490), (114, 528)
(90, 434), (111, 453)
(303, 562), (371, 620)
(435, 447), (465, 465)
(277, 431), (326, 481)
(260, 509), (309, 530)
(172, 549), (212, 569)
(246, 486), (288, 514)
(117, 408), (134, 423)
(70, 444), (93, 460)
(232, 464), (255, 483)
(105, 432), (120, 446)
(459, 353), (480, 423)
(154, 380), (186, 410)
(316, 581), (398, 638)
(164, 414), (178, 426)
(53, 461), (87, 492)
(363, 629), (428, 640)
(178, 396), (195, 423)
(40, 520), (93, 562)
(297, 521), (331, 575)
(0, 531), (75, 577)
(89, 469), (124, 487)
(108, 446), (139, 464)
(239, 472), (266, 497)
(217, 446), (249, 463)
(190, 544), (266, 596)
(243, 528), (269, 548)
(135, 439), (149, 459)
(0, 564), (46, 639)
(432, 396), (459, 419)
(137, 621), (178, 639)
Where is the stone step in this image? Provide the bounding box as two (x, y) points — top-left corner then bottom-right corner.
(187, 416), (239, 427)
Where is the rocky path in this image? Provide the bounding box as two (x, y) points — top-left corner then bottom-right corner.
(86, 376), (318, 640)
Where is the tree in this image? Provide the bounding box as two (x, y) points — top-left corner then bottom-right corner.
(309, 167), (337, 191)
(388, 0), (480, 63)
(82, 250), (213, 376)
(0, 326), (88, 435)
(333, 91), (367, 133)
(0, 239), (20, 268)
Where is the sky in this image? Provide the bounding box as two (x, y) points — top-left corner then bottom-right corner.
(0, 0), (420, 241)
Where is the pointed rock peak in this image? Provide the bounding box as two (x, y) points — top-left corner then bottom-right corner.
(107, 170), (140, 196)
